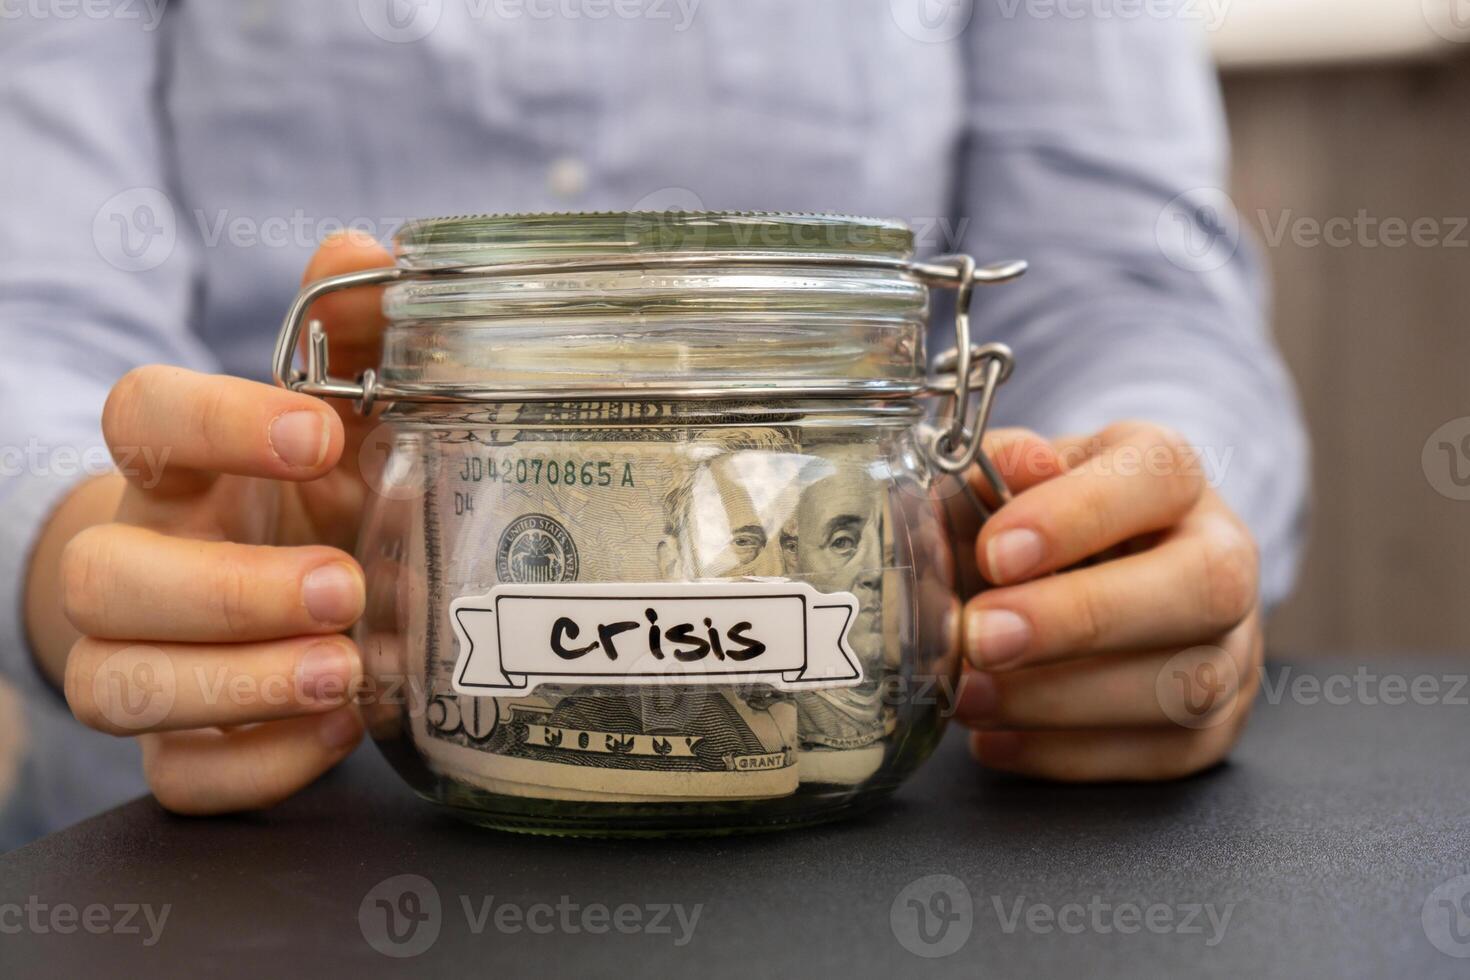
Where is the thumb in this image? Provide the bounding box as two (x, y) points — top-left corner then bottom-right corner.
(298, 230), (394, 381)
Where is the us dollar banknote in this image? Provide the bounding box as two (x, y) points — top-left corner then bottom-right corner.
(789, 444), (896, 786)
(410, 402), (896, 801)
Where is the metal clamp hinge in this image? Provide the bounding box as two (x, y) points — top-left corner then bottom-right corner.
(272, 251), (1025, 490)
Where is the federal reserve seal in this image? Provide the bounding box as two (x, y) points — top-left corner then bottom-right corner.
(497, 513), (579, 583)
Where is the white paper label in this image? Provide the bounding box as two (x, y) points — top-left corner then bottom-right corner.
(450, 581), (863, 695)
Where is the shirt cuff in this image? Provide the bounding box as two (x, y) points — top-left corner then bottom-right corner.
(0, 467), (86, 700)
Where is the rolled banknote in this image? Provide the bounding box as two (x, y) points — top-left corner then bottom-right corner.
(402, 402), (900, 802)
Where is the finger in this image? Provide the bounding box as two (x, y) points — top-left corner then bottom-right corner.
(1052, 420), (1173, 470)
(954, 631), (1253, 730)
(102, 365), (345, 494)
(1049, 429), (1114, 470)
(66, 635), (362, 735)
(964, 499), (1258, 670)
(139, 707), (363, 815)
(977, 422), (1206, 585)
(964, 428), (1066, 507)
(941, 430), (1064, 596)
(300, 231), (392, 379)
(62, 524), (364, 642)
(968, 720), (1244, 782)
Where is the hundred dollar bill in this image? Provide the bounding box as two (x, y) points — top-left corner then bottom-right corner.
(789, 444), (897, 786)
(406, 402), (905, 800)
(412, 403), (809, 802)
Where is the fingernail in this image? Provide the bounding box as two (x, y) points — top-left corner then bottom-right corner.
(303, 563), (363, 625)
(269, 411), (329, 468)
(986, 528), (1045, 583)
(296, 641), (356, 702)
(317, 707), (363, 751)
(967, 608), (1031, 668)
(955, 670), (998, 722)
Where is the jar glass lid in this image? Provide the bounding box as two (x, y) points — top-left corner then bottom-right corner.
(275, 211), (1024, 475)
(380, 211), (931, 395)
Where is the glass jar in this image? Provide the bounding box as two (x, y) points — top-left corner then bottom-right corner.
(272, 212), (1024, 836)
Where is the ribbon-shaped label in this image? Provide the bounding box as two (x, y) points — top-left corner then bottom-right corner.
(450, 581), (863, 695)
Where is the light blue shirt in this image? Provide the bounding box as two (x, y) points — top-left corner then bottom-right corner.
(0, 0), (1308, 846)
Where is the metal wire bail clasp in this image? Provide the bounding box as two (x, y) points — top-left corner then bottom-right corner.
(272, 252), (1027, 466)
(923, 256), (1025, 485)
(271, 265), (405, 412)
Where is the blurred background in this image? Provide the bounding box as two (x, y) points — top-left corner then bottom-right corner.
(1211, 0), (1469, 655)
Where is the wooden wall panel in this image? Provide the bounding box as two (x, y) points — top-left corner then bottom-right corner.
(1222, 58), (1470, 654)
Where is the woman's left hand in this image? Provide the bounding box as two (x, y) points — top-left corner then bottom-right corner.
(957, 421), (1263, 781)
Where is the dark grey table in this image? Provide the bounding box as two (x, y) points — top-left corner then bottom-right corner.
(3, 658), (1469, 979)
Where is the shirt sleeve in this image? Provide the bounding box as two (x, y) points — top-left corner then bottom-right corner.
(0, 7), (215, 836)
(956, 2), (1309, 608)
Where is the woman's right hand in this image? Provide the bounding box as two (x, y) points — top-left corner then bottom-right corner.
(54, 234), (395, 813)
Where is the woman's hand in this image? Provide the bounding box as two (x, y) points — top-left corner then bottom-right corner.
(956, 422), (1264, 781)
(55, 233), (394, 813)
